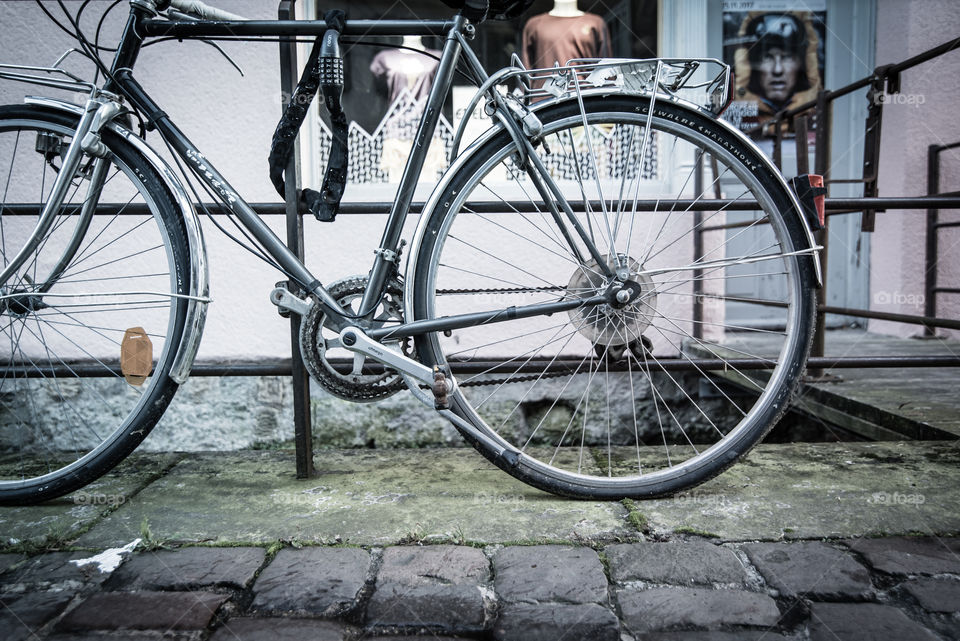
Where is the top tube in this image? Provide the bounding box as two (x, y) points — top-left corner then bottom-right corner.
(139, 19), (459, 39)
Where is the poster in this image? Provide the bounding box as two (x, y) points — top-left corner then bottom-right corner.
(722, 1), (827, 133)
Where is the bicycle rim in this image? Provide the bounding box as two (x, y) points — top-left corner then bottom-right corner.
(413, 98), (816, 497)
(0, 109), (186, 501)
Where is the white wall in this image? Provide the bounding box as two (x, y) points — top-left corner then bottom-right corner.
(870, 0), (960, 338)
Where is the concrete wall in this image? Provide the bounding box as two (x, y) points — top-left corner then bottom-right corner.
(870, 0), (960, 338)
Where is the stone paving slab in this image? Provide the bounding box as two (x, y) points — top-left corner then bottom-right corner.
(0, 591), (76, 641)
(103, 546), (266, 591)
(807, 602), (941, 641)
(637, 633), (790, 641)
(0, 453), (182, 545)
(844, 535), (960, 575)
(493, 545), (608, 604)
(15, 442), (949, 548)
(743, 541), (873, 599)
(367, 545), (491, 630)
(901, 577), (960, 613)
(74, 449), (632, 547)
(493, 602), (619, 641)
(1, 551), (114, 592)
(618, 586), (781, 633)
(250, 547), (370, 616)
(638, 441), (960, 540)
(605, 541), (748, 586)
(209, 618), (350, 641)
(57, 590), (228, 631)
(0, 553), (23, 573)
(46, 634), (198, 641)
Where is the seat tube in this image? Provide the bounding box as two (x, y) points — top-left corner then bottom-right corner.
(357, 15), (467, 319)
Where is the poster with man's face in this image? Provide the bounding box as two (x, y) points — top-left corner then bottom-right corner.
(721, 1), (826, 133)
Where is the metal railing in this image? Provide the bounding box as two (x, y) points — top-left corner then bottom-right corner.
(693, 36), (960, 378)
(925, 141), (960, 336)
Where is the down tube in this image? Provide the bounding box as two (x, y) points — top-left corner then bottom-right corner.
(112, 70), (346, 320)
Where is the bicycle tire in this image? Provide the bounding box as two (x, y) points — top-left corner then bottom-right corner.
(412, 96), (817, 499)
(0, 105), (190, 505)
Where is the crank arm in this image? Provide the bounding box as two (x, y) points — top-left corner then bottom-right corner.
(269, 285), (313, 316)
(342, 328), (517, 465)
(339, 327), (456, 392)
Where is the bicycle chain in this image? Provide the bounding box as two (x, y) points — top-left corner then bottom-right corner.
(436, 285), (566, 296)
(419, 284), (573, 389)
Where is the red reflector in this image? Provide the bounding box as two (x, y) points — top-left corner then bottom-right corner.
(809, 174), (826, 227)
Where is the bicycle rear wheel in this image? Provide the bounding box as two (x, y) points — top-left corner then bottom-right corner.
(412, 96), (817, 498)
(0, 105), (190, 505)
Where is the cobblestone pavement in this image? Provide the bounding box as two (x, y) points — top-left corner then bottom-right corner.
(1, 536), (958, 640)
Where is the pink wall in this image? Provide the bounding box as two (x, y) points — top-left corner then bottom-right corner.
(870, 0), (960, 338)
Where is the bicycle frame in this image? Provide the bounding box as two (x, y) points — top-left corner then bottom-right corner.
(0, 1), (832, 502)
(99, 3), (614, 360)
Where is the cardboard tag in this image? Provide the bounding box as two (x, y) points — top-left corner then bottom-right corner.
(120, 327), (153, 386)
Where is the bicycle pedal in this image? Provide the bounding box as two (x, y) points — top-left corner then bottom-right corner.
(273, 281), (292, 317)
(432, 366), (451, 410)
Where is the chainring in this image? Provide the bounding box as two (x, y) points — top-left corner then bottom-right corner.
(299, 276), (407, 402)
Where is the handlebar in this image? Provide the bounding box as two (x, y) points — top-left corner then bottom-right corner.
(167, 0), (245, 21)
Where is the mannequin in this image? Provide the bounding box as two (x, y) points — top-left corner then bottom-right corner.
(369, 36), (440, 105)
(549, 0), (583, 17)
(369, 36), (445, 182)
(522, 0), (611, 70)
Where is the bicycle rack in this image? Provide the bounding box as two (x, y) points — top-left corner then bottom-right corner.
(277, 0), (315, 478)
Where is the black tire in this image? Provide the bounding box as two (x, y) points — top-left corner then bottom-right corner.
(412, 96), (817, 499)
(0, 105), (190, 505)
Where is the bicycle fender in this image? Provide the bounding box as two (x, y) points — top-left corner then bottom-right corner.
(404, 117), (512, 325)
(25, 96), (210, 384)
(528, 93), (824, 287)
(686, 99), (823, 287)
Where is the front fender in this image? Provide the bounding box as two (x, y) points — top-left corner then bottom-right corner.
(24, 96), (209, 384)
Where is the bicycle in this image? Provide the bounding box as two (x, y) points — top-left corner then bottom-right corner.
(0, 0), (822, 505)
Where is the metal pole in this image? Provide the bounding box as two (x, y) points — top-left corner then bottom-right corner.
(808, 90), (831, 379)
(860, 75), (885, 232)
(6, 196), (960, 218)
(794, 114), (809, 175)
(924, 144), (941, 337)
(278, 0), (316, 478)
(772, 120), (783, 170)
(692, 151), (704, 340)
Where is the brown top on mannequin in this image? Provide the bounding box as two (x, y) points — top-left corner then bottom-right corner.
(521, 1), (611, 70)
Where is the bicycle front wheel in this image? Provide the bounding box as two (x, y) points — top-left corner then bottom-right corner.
(0, 105), (191, 505)
(412, 96), (817, 498)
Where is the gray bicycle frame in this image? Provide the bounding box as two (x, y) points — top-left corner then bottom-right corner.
(61, 5), (613, 342)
